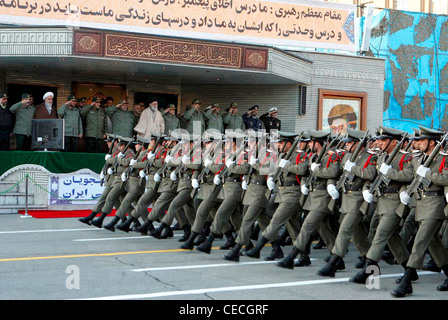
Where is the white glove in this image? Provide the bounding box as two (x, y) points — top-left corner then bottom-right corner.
(117, 152), (125, 158)
(139, 170), (146, 179)
(105, 154), (112, 161)
(416, 165), (430, 178)
(311, 163), (321, 172)
(226, 159), (235, 168)
(327, 184), (340, 200)
(130, 159), (137, 166)
(344, 160), (356, 172)
(267, 177), (276, 190)
(107, 167), (114, 175)
(170, 171), (177, 181)
(242, 180), (248, 190)
(379, 163), (392, 175)
(192, 179), (200, 189)
(100, 171), (105, 179)
(203, 158), (213, 167)
(164, 155), (173, 164)
(279, 159), (290, 168)
(154, 173), (161, 182)
(301, 184), (309, 195)
(147, 152), (156, 160)
(213, 175), (221, 185)
(399, 191), (411, 205)
(181, 155), (189, 164)
(363, 190), (374, 203)
(121, 172), (127, 182)
(249, 156), (258, 166)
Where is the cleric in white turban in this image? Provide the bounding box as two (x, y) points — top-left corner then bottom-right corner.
(34, 91), (58, 119)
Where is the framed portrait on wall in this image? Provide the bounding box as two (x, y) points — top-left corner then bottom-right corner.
(318, 89), (367, 135)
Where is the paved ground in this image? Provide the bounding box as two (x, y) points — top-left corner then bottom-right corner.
(0, 213), (447, 303)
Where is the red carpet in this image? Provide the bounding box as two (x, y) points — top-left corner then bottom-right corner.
(17, 208), (153, 219)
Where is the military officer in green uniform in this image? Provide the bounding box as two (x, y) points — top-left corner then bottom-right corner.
(223, 102), (245, 131)
(244, 132), (310, 260)
(277, 130), (342, 269)
(81, 97), (108, 153)
(204, 103), (224, 133)
(391, 126), (448, 297)
(317, 129), (378, 277)
(350, 126), (413, 284)
(163, 104), (180, 135)
(58, 95), (83, 152)
(105, 99), (137, 138)
(10, 93), (35, 151)
(184, 99), (205, 134)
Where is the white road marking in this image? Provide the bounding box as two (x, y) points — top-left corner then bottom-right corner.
(73, 234), (181, 242)
(0, 228), (96, 235)
(77, 271), (440, 300)
(130, 260), (278, 272)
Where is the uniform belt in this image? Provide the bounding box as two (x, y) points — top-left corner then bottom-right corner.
(182, 174), (192, 179)
(279, 181), (300, 187)
(312, 185), (327, 191)
(225, 177), (241, 183)
(249, 180), (266, 185)
(345, 186), (362, 192)
(419, 190), (444, 197)
(380, 187), (400, 194)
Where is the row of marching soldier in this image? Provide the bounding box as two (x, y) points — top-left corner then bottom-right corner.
(78, 124), (448, 298)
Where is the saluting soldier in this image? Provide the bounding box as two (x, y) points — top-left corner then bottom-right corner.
(350, 126), (413, 285)
(58, 95), (83, 152)
(81, 97), (108, 153)
(260, 107), (281, 134)
(223, 102), (245, 131)
(105, 99), (137, 138)
(162, 104), (180, 135)
(184, 99), (205, 134)
(317, 129), (377, 277)
(391, 126), (448, 297)
(277, 130), (342, 269)
(10, 93), (36, 151)
(204, 103), (224, 133)
(245, 132), (310, 260)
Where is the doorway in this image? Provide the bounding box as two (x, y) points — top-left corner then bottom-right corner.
(134, 92), (178, 112)
(7, 83), (58, 107)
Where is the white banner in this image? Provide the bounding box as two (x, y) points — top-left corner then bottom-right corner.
(48, 172), (104, 205)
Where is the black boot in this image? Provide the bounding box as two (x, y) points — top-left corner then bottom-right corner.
(116, 217), (137, 233)
(250, 223), (260, 241)
(178, 224), (191, 242)
(161, 226), (174, 239)
(130, 220), (141, 232)
(355, 256), (367, 269)
(313, 237), (326, 250)
(194, 234), (206, 246)
(245, 237), (269, 259)
(103, 216), (121, 232)
(295, 253), (312, 267)
(223, 244), (243, 262)
(395, 262), (419, 284)
(277, 247), (300, 269)
(195, 233), (217, 254)
(437, 265), (448, 291)
(91, 213), (108, 228)
(150, 223), (168, 239)
(278, 228), (289, 247)
(78, 211), (97, 225)
(423, 258), (442, 272)
(220, 231), (236, 250)
(349, 259), (379, 284)
(136, 220), (154, 235)
(180, 232), (199, 250)
(265, 241), (284, 261)
(391, 268), (414, 297)
(317, 254), (342, 277)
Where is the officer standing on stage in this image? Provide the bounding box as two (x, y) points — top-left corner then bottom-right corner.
(10, 93), (36, 151)
(260, 107), (281, 134)
(184, 99), (205, 134)
(163, 104), (180, 135)
(223, 102), (245, 131)
(105, 99), (137, 138)
(81, 97), (108, 153)
(204, 103), (224, 133)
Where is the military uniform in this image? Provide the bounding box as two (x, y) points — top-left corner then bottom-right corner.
(392, 126), (448, 297)
(105, 103), (137, 138)
(277, 130), (342, 269)
(163, 107), (181, 135)
(203, 105), (224, 133)
(10, 94), (35, 151)
(184, 105), (205, 134)
(81, 100), (108, 153)
(260, 108), (281, 134)
(58, 98), (83, 152)
(223, 103), (244, 131)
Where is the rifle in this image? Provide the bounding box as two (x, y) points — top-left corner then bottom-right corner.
(241, 138), (261, 200)
(122, 136), (150, 180)
(100, 133), (120, 186)
(140, 134), (167, 181)
(359, 133), (408, 215)
(170, 138), (202, 180)
(299, 134), (338, 206)
(265, 132), (302, 199)
(153, 140), (184, 189)
(109, 135), (135, 176)
(395, 131), (448, 217)
(327, 131), (370, 211)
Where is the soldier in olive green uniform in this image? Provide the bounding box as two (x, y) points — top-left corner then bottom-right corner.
(317, 129), (378, 277)
(204, 103), (224, 133)
(91, 137), (135, 228)
(102, 137), (150, 231)
(184, 99), (205, 134)
(10, 93), (35, 151)
(81, 97), (108, 153)
(391, 126), (448, 297)
(245, 132), (310, 261)
(350, 126), (413, 284)
(195, 131), (247, 254)
(151, 134), (202, 239)
(223, 102), (245, 131)
(277, 130), (342, 269)
(105, 100), (137, 138)
(163, 104), (180, 135)
(58, 95), (83, 152)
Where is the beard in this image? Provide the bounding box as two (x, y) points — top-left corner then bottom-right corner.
(45, 102), (53, 109)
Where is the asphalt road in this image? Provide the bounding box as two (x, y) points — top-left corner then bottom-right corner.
(0, 213), (447, 303)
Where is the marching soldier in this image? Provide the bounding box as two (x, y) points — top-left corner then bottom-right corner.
(244, 132), (310, 260)
(317, 129), (377, 277)
(277, 130), (342, 269)
(350, 126), (413, 285)
(391, 126), (448, 297)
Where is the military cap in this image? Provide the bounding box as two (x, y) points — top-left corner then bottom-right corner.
(105, 133), (120, 142)
(204, 105), (213, 111)
(341, 128), (368, 142)
(79, 97), (86, 102)
(67, 94), (77, 101)
(249, 105), (259, 111)
(230, 102), (238, 108)
(375, 126), (405, 140)
(269, 107), (278, 114)
(212, 102), (220, 108)
(119, 99), (129, 105)
(192, 99), (201, 105)
(136, 136), (151, 144)
(308, 129), (331, 141)
(247, 129), (267, 140)
(202, 129), (222, 143)
(297, 132), (311, 142)
(168, 104), (176, 110)
(170, 129), (183, 141)
(224, 130), (247, 141)
(22, 93), (30, 99)
(118, 136), (133, 144)
(92, 97), (100, 103)
(417, 125), (444, 140)
(0, 93), (8, 99)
